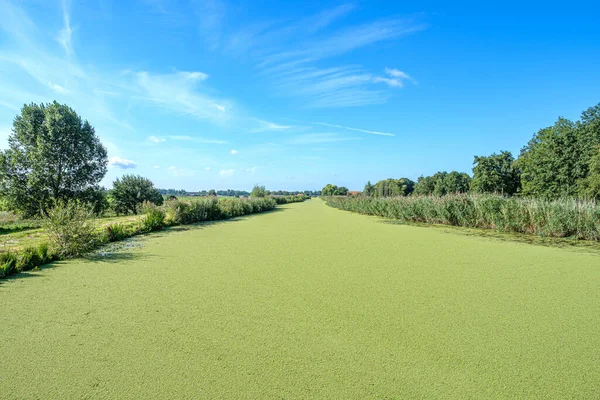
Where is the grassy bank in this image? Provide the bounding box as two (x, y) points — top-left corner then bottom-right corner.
(325, 194), (600, 241)
(0, 196), (299, 280)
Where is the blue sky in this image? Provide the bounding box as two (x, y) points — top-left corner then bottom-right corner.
(1, 0), (599, 191)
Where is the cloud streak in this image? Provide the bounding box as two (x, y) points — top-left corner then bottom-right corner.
(168, 135), (228, 144)
(57, 0), (73, 57)
(309, 122), (396, 137)
(287, 133), (360, 145)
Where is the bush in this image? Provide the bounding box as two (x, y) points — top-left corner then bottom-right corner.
(110, 175), (163, 215)
(42, 201), (98, 257)
(325, 194), (600, 241)
(141, 202), (165, 232)
(0, 251), (17, 278)
(272, 195), (308, 205)
(104, 223), (131, 242)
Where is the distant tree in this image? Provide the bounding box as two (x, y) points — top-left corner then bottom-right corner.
(251, 185), (268, 198)
(207, 189), (217, 196)
(0, 101), (108, 216)
(335, 186), (349, 196)
(110, 175), (163, 215)
(414, 175), (437, 196)
(372, 178), (414, 197)
(471, 151), (520, 195)
(322, 184), (337, 196)
(443, 171), (471, 194)
(363, 181), (374, 197)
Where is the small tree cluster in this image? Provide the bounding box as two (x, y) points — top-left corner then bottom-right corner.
(322, 184), (348, 196)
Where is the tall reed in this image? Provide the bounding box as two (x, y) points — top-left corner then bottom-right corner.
(325, 194), (600, 241)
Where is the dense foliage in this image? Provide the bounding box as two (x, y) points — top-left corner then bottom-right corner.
(322, 184), (348, 196)
(110, 174), (164, 215)
(271, 194), (309, 204)
(325, 195), (600, 241)
(470, 151), (521, 195)
(251, 185), (268, 198)
(516, 105), (600, 199)
(41, 201), (98, 257)
(0, 102), (108, 217)
(414, 171), (471, 196)
(370, 178), (415, 197)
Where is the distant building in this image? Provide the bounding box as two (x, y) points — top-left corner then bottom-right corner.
(348, 191), (362, 196)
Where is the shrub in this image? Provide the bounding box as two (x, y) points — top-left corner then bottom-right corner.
(110, 175), (163, 215)
(141, 202), (165, 232)
(104, 223), (130, 242)
(0, 251), (17, 278)
(42, 201), (98, 257)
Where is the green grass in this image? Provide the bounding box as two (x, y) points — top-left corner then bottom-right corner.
(0, 214), (144, 252)
(1, 200), (600, 398)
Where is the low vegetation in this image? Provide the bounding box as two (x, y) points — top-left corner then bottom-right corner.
(325, 194), (600, 241)
(0, 196), (290, 280)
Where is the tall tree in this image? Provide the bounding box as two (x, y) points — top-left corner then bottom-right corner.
(0, 102), (108, 216)
(471, 151), (520, 195)
(322, 184), (337, 196)
(110, 175), (163, 215)
(516, 119), (581, 198)
(363, 181), (374, 197)
(250, 185), (268, 198)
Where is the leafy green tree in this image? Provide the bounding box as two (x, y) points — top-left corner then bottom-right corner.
(471, 151), (520, 195)
(414, 175), (437, 196)
(577, 146), (600, 199)
(0, 101), (108, 216)
(516, 104), (600, 198)
(207, 189), (217, 196)
(322, 184), (337, 196)
(334, 186), (349, 196)
(250, 185), (268, 198)
(372, 178), (415, 197)
(363, 181), (374, 197)
(443, 171), (471, 194)
(110, 175), (163, 215)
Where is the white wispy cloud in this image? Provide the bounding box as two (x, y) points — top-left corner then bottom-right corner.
(148, 136), (166, 143)
(0, 1), (238, 144)
(372, 68), (417, 88)
(309, 121), (395, 137)
(230, 149), (238, 155)
(241, 6), (426, 108)
(108, 156), (137, 169)
(245, 166), (257, 173)
(132, 70), (230, 122)
(168, 165), (195, 177)
(168, 135), (228, 144)
(153, 165), (161, 168)
(204, 167), (212, 171)
(251, 119), (292, 132)
(219, 168), (235, 177)
(47, 81), (70, 94)
(287, 133), (359, 145)
(57, 0), (73, 57)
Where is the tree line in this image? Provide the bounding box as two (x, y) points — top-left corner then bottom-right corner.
(323, 102), (600, 200)
(0, 102), (323, 218)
